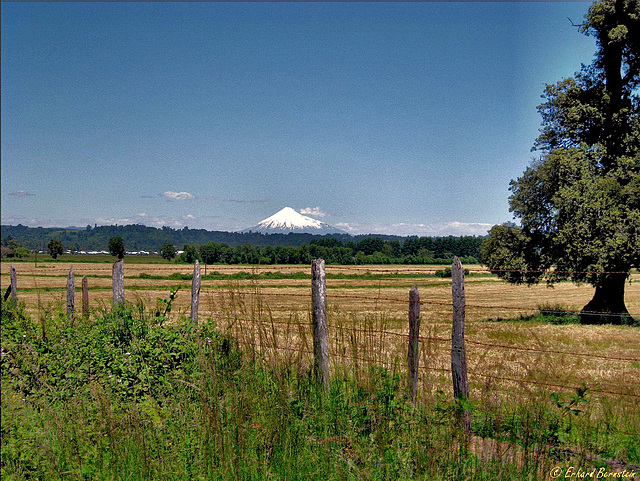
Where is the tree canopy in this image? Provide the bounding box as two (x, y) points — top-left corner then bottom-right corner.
(482, 0), (640, 324)
(108, 236), (125, 260)
(160, 242), (177, 261)
(47, 239), (64, 260)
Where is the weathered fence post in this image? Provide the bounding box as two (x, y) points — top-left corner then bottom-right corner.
(451, 256), (471, 433)
(408, 284), (421, 403)
(82, 275), (89, 318)
(10, 265), (17, 301)
(3, 265), (17, 302)
(311, 259), (329, 390)
(67, 267), (75, 324)
(191, 260), (201, 326)
(112, 259), (124, 308)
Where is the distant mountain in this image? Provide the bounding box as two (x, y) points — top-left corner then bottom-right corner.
(240, 207), (346, 235)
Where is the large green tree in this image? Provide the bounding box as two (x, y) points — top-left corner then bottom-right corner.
(160, 242), (177, 261)
(179, 244), (200, 264)
(199, 242), (219, 264)
(483, 0), (639, 324)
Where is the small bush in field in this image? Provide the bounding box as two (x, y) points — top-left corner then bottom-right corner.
(536, 304), (581, 325)
(435, 267), (469, 278)
(0, 297), (237, 403)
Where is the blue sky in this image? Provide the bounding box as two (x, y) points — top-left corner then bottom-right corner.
(1, 1), (596, 236)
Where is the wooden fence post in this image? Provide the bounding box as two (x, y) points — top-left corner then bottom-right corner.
(451, 256), (471, 433)
(82, 275), (89, 318)
(408, 284), (421, 402)
(11, 265), (17, 302)
(312, 259), (329, 390)
(67, 267), (75, 325)
(191, 260), (201, 326)
(112, 259), (124, 308)
(3, 265), (17, 302)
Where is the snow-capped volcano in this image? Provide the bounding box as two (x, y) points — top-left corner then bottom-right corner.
(240, 207), (345, 235)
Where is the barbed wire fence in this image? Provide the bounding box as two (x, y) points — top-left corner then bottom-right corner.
(4, 261), (640, 410)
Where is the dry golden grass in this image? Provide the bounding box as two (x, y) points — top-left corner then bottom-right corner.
(2, 261), (639, 419)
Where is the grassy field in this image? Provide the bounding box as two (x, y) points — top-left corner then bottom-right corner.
(2, 261), (639, 479)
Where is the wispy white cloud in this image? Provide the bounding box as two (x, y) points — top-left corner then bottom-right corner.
(9, 190), (35, 197)
(118, 215), (183, 228)
(93, 214), (208, 230)
(2, 213), (193, 230)
(300, 207), (327, 218)
(94, 217), (135, 225)
(1, 214), (46, 225)
(142, 217), (182, 228)
(335, 221), (493, 237)
(163, 191), (195, 201)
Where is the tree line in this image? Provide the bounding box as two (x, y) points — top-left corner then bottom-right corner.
(1, 224), (485, 264)
(1, 223), (414, 253)
(166, 236), (482, 265)
(1, 227), (484, 265)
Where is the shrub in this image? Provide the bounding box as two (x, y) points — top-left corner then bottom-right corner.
(435, 267), (469, 278)
(537, 304), (581, 325)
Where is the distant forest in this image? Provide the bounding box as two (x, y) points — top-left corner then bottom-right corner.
(1, 224), (486, 264)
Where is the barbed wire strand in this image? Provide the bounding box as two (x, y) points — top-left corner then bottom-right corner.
(16, 284), (640, 318)
(232, 338), (640, 400)
(230, 317), (640, 362)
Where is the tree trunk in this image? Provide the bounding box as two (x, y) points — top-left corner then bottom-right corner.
(581, 273), (630, 324)
(597, 0), (630, 170)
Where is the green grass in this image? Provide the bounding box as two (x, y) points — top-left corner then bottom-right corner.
(486, 304), (640, 327)
(1, 297), (638, 479)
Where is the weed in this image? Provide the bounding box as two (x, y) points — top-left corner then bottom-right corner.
(154, 285), (181, 323)
(1, 288), (638, 479)
(434, 267), (470, 278)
